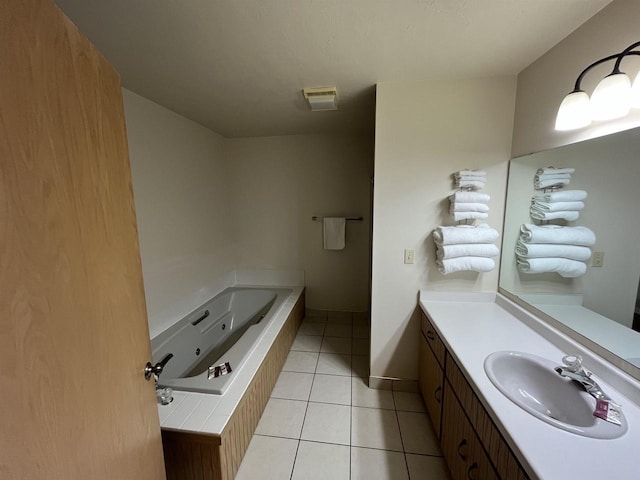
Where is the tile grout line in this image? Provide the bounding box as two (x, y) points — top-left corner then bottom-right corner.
(288, 327), (312, 480)
(349, 316), (353, 480)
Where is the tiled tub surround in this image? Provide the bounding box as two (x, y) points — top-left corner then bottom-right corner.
(158, 285), (305, 480)
(420, 292), (640, 480)
(234, 310), (451, 480)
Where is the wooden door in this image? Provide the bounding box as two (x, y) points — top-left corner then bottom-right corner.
(0, 0), (166, 478)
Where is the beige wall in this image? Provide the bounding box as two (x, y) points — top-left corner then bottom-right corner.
(225, 134), (373, 312)
(125, 89), (373, 335)
(124, 89), (235, 338)
(371, 78), (517, 381)
(512, 0), (640, 157)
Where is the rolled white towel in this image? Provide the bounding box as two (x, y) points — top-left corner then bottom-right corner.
(519, 224), (596, 246)
(515, 239), (592, 261)
(450, 191), (490, 203)
(534, 177), (571, 189)
(451, 211), (489, 221)
(437, 243), (500, 260)
(456, 180), (486, 190)
(516, 258), (587, 278)
(529, 209), (580, 221)
(455, 169), (487, 178)
(433, 225), (500, 245)
(437, 257), (495, 274)
(530, 201), (584, 212)
(449, 202), (490, 213)
(533, 190), (587, 202)
(536, 167), (575, 175)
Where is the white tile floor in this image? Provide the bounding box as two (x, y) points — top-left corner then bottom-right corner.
(235, 312), (451, 480)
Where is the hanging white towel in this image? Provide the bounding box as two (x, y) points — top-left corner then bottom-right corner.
(437, 257), (495, 274)
(536, 167), (575, 175)
(456, 179), (486, 190)
(519, 224), (596, 246)
(529, 210), (580, 221)
(515, 240), (592, 261)
(436, 243), (500, 260)
(533, 190), (587, 202)
(433, 225), (500, 245)
(450, 202), (490, 213)
(455, 169), (487, 178)
(450, 191), (490, 204)
(451, 211), (489, 221)
(534, 177), (571, 189)
(530, 201), (584, 212)
(323, 217), (346, 250)
(516, 258), (587, 278)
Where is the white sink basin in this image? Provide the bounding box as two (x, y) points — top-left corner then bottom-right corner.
(484, 351), (627, 439)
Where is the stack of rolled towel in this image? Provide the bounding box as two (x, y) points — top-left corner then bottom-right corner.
(433, 224), (500, 274)
(449, 191), (490, 222)
(516, 223), (596, 278)
(530, 189), (587, 222)
(534, 167), (575, 189)
(454, 169), (486, 190)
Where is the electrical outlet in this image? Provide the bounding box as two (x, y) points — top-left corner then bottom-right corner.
(592, 251), (604, 267)
(404, 249), (415, 264)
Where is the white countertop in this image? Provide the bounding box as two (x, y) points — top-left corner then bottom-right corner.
(419, 291), (640, 480)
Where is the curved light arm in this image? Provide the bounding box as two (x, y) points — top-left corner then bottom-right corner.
(571, 42), (640, 93)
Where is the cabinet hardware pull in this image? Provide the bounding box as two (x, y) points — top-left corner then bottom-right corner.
(426, 330), (435, 340)
(434, 386), (442, 403)
(457, 439), (468, 461)
(467, 462), (478, 479)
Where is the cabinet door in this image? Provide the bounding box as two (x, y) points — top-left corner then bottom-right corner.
(441, 382), (498, 480)
(421, 313), (446, 367)
(419, 333), (444, 437)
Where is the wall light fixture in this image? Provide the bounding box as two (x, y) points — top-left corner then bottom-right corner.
(555, 41), (640, 131)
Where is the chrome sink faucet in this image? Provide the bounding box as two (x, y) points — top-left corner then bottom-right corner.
(554, 355), (611, 401)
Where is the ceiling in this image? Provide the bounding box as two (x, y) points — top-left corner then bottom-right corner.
(55, 0), (612, 138)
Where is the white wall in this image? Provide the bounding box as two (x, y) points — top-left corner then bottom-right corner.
(125, 90), (373, 335)
(123, 89), (235, 338)
(225, 134), (373, 312)
(512, 0), (640, 157)
(371, 78), (517, 381)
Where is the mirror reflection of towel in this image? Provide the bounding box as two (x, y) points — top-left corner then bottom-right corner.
(323, 217), (346, 250)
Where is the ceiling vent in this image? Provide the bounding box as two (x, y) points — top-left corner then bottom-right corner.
(302, 87), (338, 111)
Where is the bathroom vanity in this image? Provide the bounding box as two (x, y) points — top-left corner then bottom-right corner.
(418, 291), (640, 480)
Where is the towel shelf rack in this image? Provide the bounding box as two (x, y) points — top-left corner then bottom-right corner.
(312, 216), (363, 222)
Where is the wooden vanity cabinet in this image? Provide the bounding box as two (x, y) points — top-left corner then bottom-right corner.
(419, 332), (444, 436)
(419, 312), (530, 480)
(441, 381), (498, 480)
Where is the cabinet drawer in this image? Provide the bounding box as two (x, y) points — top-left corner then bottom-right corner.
(419, 334), (444, 437)
(446, 356), (530, 479)
(421, 312), (446, 368)
(442, 381), (498, 480)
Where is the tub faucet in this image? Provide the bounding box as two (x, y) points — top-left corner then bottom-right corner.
(554, 355), (611, 401)
(144, 353), (174, 384)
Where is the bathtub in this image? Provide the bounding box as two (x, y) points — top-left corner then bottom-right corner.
(151, 286), (292, 395)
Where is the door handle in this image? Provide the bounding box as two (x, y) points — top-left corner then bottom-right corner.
(434, 385), (442, 403)
(144, 353), (174, 380)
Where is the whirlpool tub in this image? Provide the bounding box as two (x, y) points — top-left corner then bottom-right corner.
(151, 287), (292, 395)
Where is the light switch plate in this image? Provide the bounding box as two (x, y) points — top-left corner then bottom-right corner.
(592, 251), (604, 267)
(404, 249), (414, 264)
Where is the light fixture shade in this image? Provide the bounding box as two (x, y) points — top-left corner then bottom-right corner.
(631, 71), (640, 108)
(555, 91), (591, 131)
(590, 73), (631, 121)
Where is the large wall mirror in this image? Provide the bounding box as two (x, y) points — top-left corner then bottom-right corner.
(500, 127), (640, 379)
